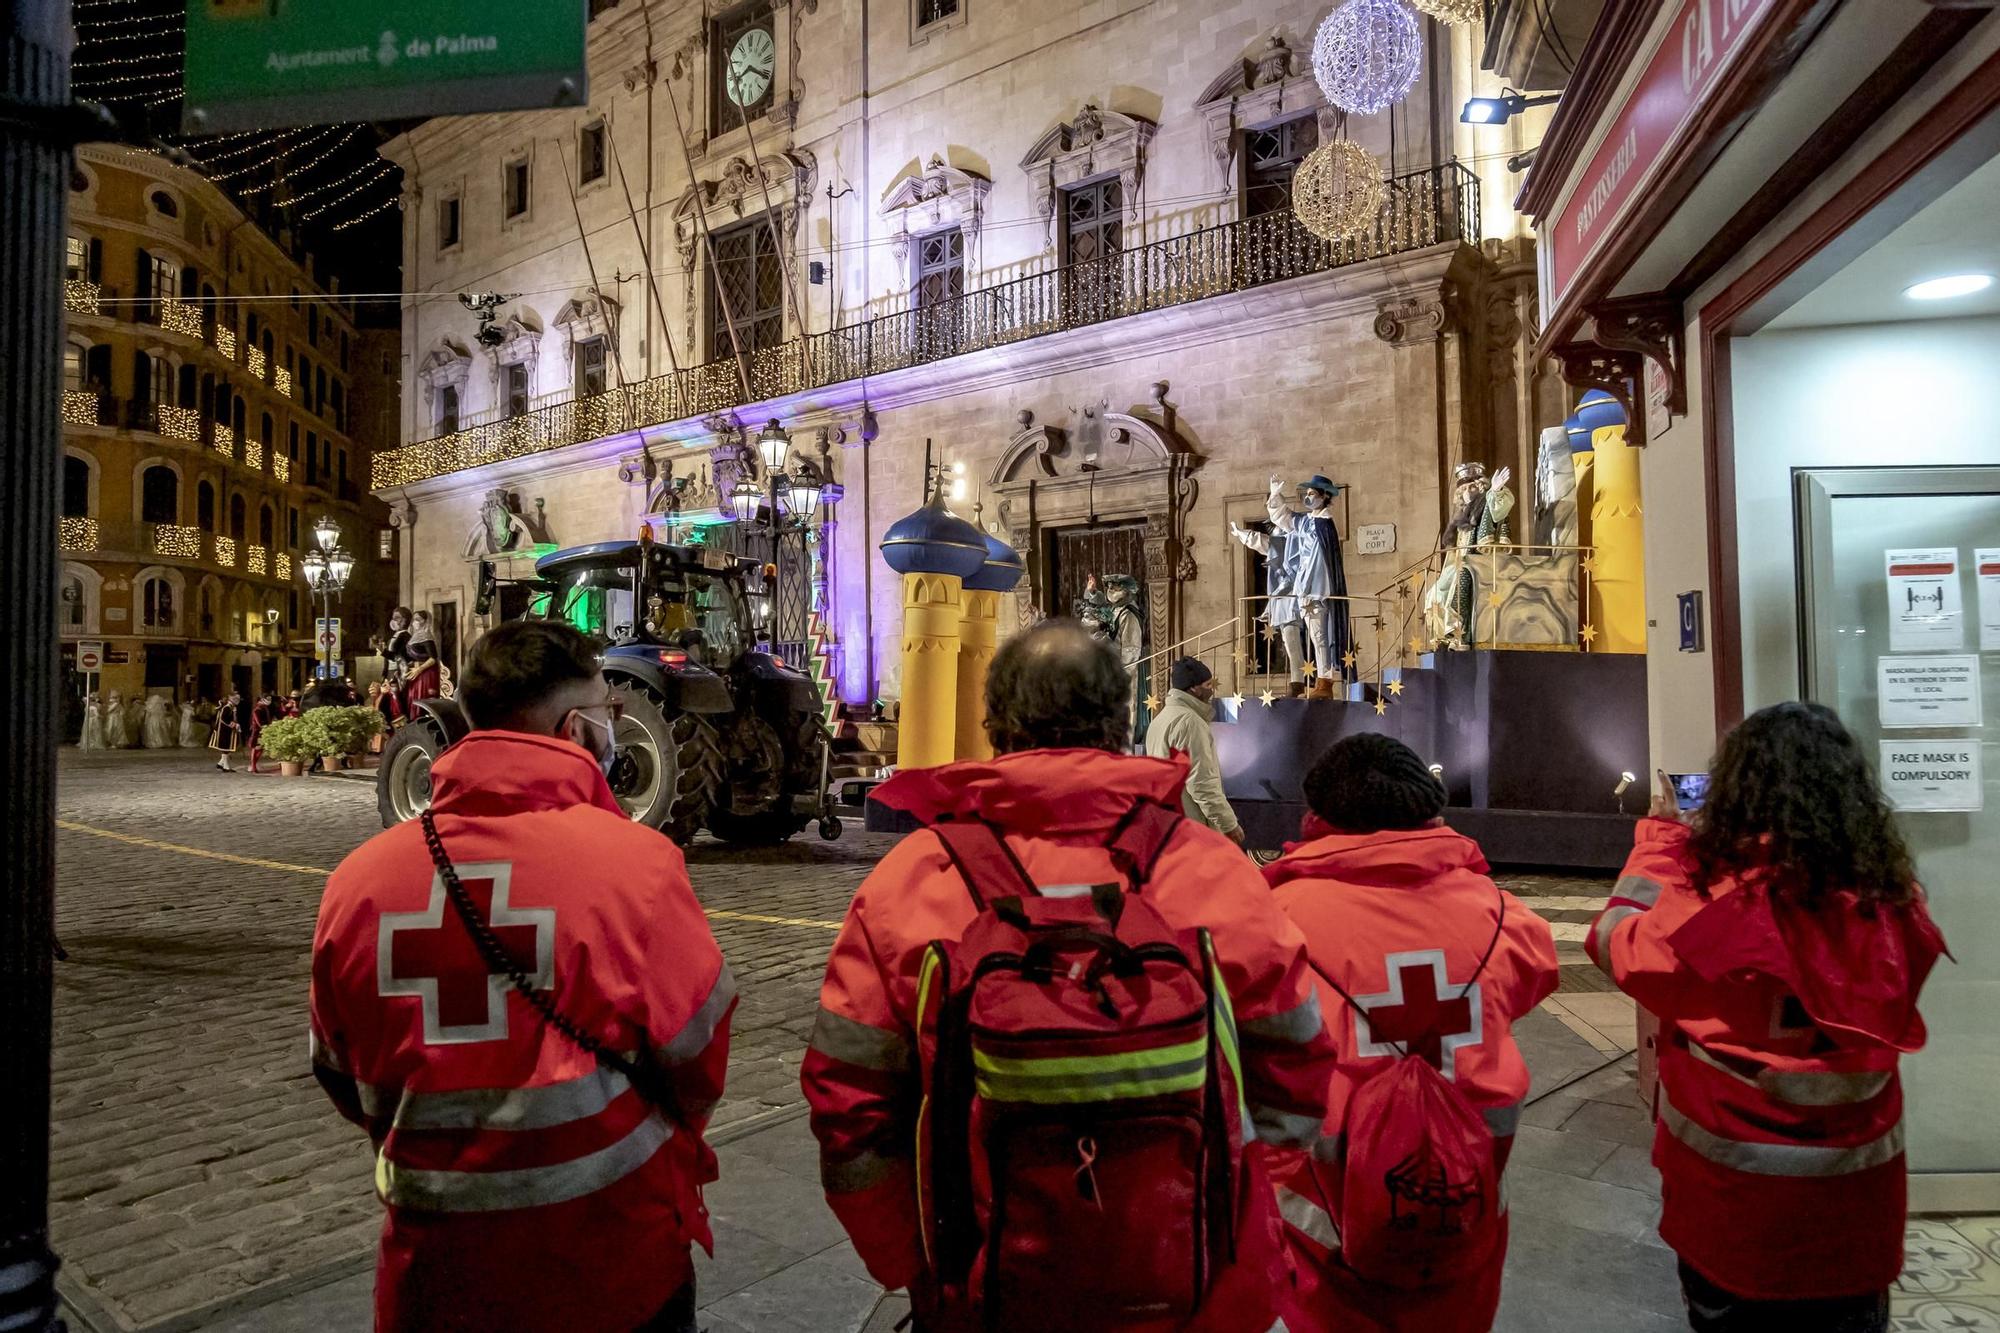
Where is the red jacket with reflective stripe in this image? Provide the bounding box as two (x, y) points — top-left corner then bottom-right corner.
(1261, 826), (1557, 1333)
(1588, 818), (1946, 1300)
(802, 749), (1337, 1331)
(310, 732), (734, 1333)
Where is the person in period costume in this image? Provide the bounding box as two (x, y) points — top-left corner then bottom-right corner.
(209, 690), (243, 772)
(282, 689), (303, 720)
(1096, 574), (1146, 742)
(247, 691), (276, 774)
(80, 694), (106, 751)
(102, 690), (129, 749)
(382, 606), (413, 711)
(403, 611), (447, 707)
(1427, 463), (1515, 650)
(123, 693), (146, 748)
(178, 700), (201, 747)
(1267, 474), (1353, 688)
(141, 693), (174, 749)
(1230, 521), (1311, 694)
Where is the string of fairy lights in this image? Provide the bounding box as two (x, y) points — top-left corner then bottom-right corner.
(70, 0), (406, 246)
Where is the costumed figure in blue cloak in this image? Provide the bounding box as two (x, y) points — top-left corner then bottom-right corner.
(1265, 473), (1353, 686)
(1228, 520), (1310, 694)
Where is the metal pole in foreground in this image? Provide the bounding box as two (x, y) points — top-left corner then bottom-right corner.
(1, 1), (73, 1329)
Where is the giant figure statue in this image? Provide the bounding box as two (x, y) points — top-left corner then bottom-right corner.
(1533, 426), (1579, 548)
(1425, 463), (1515, 650)
(1227, 522), (1309, 691)
(1091, 574), (1147, 738)
(1265, 474), (1352, 685)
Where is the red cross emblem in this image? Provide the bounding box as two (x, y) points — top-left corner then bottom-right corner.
(1352, 949), (1483, 1079)
(377, 861), (555, 1045)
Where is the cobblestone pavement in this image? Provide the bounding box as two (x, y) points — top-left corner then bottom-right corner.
(47, 748), (1617, 1331)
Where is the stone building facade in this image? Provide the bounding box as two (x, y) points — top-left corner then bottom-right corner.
(59, 146), (398, 732)
(376, 0), (1556, 704)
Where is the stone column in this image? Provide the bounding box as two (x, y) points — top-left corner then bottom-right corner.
(954, 587), (999, 760)
(896, 572), (963, 770)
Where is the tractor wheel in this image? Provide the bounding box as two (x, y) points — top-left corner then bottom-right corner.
(377, 718), (448, 827)
(705, 714), (810, 846)
(609, 681), (719, 842)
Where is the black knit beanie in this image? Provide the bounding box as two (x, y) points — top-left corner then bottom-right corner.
(1303, 732), (1446, 832)
(1170, 657), (1213, 692)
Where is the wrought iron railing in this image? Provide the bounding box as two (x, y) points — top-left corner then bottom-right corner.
(374, 161), (1481, 490)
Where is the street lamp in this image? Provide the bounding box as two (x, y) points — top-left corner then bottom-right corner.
(755, 418), (793, 472)
(723, 417), (841, 657)
(301, 515), (350, 682)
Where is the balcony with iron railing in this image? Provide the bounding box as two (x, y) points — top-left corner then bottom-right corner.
(374, 162), (1482, 490)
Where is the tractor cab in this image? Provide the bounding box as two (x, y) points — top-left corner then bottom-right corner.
(531, 539), (756, 669)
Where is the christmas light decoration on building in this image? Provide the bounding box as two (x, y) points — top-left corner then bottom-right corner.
(213, 424), (235, 459)
(159, 404), (201, 442)
(247, 345), (266, 379)
(274, 367), (293, 398)
(214, 535), (238, 568)
(1293, 140), (1386, 239)
(273, 454), (289, 483)
(234, 127), (360, 197)
(245, 435), (263, 471)
(214, 324), (237, 360)
(59, 517), (101, 553)
(153, 524), (200, 558)
(203, 128), (337, 183)
(303, 162), (397, 221)
(1312, 0), (1423, 115)
(247, 545), (267, 575)
(275, 551), (292, 581)
(65, 281), (102, 315)
(63, 391), (101, 426)
(161, 297), (203, 338)
(1409, 0), (1481, 22)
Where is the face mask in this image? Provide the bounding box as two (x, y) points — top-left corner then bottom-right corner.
(572, 710), (618, 779)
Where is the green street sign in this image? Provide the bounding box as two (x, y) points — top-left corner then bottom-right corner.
(181, 0), (588, 134)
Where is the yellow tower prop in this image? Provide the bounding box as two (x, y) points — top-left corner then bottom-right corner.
(880, 491), (991, 770)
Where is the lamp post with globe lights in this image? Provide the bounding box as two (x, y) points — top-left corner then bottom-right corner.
(301, 516), (353, 682)
(728, 419), (835, 656)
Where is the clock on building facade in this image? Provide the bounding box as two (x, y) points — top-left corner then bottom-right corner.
(712, 5), (776, 133)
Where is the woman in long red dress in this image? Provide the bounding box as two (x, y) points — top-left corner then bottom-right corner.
(402, 610), (444, 705)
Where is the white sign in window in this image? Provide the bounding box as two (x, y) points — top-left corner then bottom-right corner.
(1880, 741), (1982, 813)
(1978, 548), (2000, 652)
(1885, 548), (1963, 651)
(1877, 655), (1982, 729)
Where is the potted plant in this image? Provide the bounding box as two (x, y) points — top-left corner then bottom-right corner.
(257, 716), (318, 776)
(310, 706), (385, 769)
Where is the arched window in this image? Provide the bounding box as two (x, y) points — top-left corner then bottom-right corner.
(199, 579), (219, 634)
(258, 503), (275, 548)
(142, 576), (176, 628)
(140, 465), (178, 525)
(228, 493), (247, 540)
(149, 189), (178, 218)
(179, 363), (198, 408)
(260, 412), (275, 448)
(61, 573), (87, 631)
(63, 455), (91, 519)
(197, 480), (216, 531)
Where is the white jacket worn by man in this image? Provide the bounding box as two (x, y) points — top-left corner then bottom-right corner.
(1145, 668), (1241, 839)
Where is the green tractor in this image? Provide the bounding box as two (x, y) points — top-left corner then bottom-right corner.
(376, 536), (840, 845)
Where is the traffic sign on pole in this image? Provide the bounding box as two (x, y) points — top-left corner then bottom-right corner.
(182, 0), (589, 134)
(76, 641), (104, 673)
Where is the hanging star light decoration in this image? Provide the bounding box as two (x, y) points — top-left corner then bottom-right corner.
(1225, 693), (1246, 710)
(1408, 633), (1426, 654)
(1387, 677), (1405, 696)
(1302, 660), (1318, 680)
(1341, 649), (1358, 670)
(1374, 697), (1389, 716)
(1312, 0), (1424, 116)
(1143, 693), (1162, 714)
(1292, 139), (1387, 240)
(1580, 623), (1599, 645)
(1260, 689), (1278, 708)
(1410, 0), (1482, 23)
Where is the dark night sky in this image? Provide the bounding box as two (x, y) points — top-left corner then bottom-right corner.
(74, 0), (410, 312)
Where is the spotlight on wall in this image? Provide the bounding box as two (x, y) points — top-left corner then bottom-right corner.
(1613, 770), (1637, 815)
(1428, 763), (1444, 781)
(1459, 89), (1560, 125)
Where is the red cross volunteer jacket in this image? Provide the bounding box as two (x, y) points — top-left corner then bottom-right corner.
(801, 748), (1337, 1332)
(309, 731), (735, 1333)
(1588, 818), (1946, 1301)
(1260, 826), (1559, 1333)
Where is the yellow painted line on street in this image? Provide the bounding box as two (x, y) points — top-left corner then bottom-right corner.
(55, 819), (844, 930)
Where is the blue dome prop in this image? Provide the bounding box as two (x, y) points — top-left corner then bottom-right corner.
(1564, 414), (1592, 453)
(880, 493), (988, 579)
(1574, 388), (1628, 432)
(966, 530), (1025, 593)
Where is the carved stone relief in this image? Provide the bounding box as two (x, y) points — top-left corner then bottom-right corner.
(1193, 31), (1336, 192)
(1019, 104), (1156, 241)
(881, 154), (992, 272)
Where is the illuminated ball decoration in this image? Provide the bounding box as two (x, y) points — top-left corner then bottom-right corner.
(1292, 140), (1387, 240)
(1410, 0), (1482, 23)
(1312, 0), (1424, 115)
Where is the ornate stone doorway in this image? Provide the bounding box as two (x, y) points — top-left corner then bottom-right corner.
(1045, 521), (1147, 620)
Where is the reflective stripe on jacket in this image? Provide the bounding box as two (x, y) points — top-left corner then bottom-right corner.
(801, 748), (1336, 1330)
(310, 731), (733, 1333)
(1587, 818), (1945, 1301)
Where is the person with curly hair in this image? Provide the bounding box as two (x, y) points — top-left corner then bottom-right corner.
(1587, 701), (1948, 1333)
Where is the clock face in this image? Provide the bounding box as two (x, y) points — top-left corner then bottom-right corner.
(726, 27), (776, 107)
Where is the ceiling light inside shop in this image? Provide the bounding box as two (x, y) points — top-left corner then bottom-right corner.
(1904, 273), (1993, 301)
